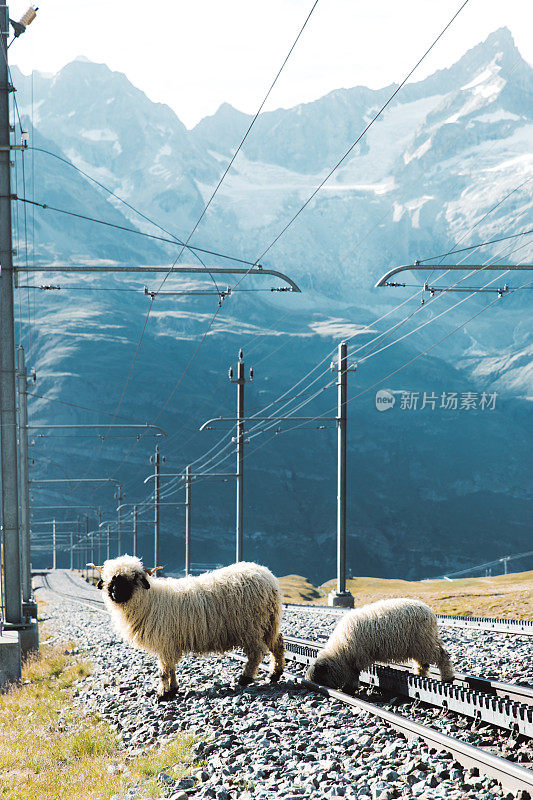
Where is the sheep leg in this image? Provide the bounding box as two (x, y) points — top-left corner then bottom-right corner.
(157, 658), (178, 700)
(436, 644), (455, 683)
(238, 645), (266, 685)
(268, 632), (285, 683)
(414, 661), (431, 678)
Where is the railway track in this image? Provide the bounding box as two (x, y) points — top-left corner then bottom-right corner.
(34, 570), (105, 612)
(37, 571), (533, 796)
(283, 602), (533, 637)
(283, 635), (533, 737)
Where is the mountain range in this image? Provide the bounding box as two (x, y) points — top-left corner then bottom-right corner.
(11, 27), (533, 581)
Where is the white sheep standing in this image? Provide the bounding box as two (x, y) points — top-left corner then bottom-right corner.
(92, 555), (284, 699)
(306, 597), (454, 692)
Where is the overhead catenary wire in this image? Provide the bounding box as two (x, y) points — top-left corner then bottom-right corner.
(420, 222), (533, 266)
(16, 196), (257, 269)
(122, 230), (532, 510)
(240, 275), (531, 466)
(153, 0), (321, 298)
(141, 251), (517, 501)
(120, 131), (533, 502)
(101, 1), (323, 490)
(181, 245), (529, 483)
(229, 0), (472, 294)
(34, 0), (474, 513)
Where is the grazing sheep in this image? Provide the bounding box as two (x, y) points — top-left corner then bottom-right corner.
(91, 556), (284, 698)
(306, 597), (454, 692)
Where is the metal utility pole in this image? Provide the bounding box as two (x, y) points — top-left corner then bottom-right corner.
(229, 350), (253, 562)
(329, 342), (356, 607)
(133, 505), (138, 558)
(115, 484), (123, 556)
(85, 516), (89, 577)
(16, 345), (32, 604)
(0, 1), (22, 627)
(76, 518), (80, 570)
(106, 525), (110, 560)
(69, 528), (73, 570)
(150, 446), (164, 566)
(52, 520), (56, 570)
(97, 508), (102, 564)
(185, 466), (191, 576)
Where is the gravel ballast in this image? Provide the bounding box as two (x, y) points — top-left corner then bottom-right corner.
(36, 580), (532, 800)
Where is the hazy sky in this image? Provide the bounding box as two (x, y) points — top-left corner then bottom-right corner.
(8, 0), (533, 128)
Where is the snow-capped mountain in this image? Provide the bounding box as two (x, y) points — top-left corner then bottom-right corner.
(12, 28), (533, 581)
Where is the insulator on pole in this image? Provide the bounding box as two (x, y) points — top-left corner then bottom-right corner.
(10, 6), (38, 37)
(19, 6), (38, 26)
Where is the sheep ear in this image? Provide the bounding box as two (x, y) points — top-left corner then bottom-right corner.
(145, 566), (162, 576)
(87, 563), (104, 573)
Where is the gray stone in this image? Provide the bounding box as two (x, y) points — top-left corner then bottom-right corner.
(0, 630), (21, 690)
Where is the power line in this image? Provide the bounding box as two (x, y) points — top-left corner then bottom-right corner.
(230, 0), (471, 292)
(108, 300), (225, 480)
(16, 195), (258, 268)
(96, 1), (321, 488)
(154, 0), (321, 297)
(126, 237), (529, 508)
(27, 391), (158, 424)
(420, 223), (533, 265)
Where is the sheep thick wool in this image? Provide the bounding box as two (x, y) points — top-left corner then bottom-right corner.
(306, 597), (454, 690)
(100, 556), (284, 696)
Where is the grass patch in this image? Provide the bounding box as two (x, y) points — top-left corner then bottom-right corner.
(278, 574), (324, 603)
(280, 570), (533, 618)
(0, 640), (195, 800)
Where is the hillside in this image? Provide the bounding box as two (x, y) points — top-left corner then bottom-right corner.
(280, 570), (533, 618)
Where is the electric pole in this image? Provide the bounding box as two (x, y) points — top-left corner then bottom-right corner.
(52, 519), (56, 570)
(106, 525), (110, 560)
(185, 465), (191, 575)
(97, 507), (102, 564)
(0, 1), (22, 627)
(115, 484), (123, 555)
(329, 342), (356, 607)
(229, 350), (253, 562)
(85, 515), (89, 577)
(150, 445), (164, 567)
(16, 345), (32, 604)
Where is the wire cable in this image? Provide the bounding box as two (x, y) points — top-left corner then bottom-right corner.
(230, 0), (471, 293)
(153, 0), (321, 296)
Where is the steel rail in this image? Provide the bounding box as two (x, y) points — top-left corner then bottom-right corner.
(231, 652), (533, 797)
(304, 679), (533, 796)
(436, 614), (533, 636)
(34, 571), (106, 612)
(283, 602), (533, 637)
(283, 635), (533, 737)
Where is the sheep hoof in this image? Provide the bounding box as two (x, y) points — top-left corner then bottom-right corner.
(238, 675), (254, 686)
(269, 672), (282, 683)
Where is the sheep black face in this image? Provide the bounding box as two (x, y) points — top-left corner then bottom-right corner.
(306, 659), (332, 687)
(107, 572), (150, 604)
